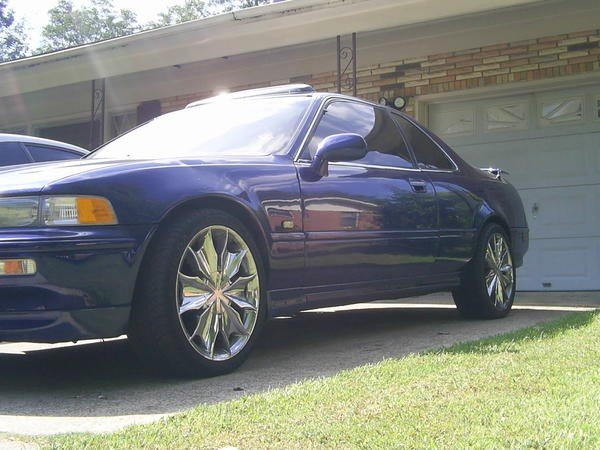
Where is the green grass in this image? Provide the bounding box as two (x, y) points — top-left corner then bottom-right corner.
(45, 311), (600, 449)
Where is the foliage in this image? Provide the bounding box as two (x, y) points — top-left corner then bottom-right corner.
(38, 0), (139, 53)
(148, 0), (272, 27)
(45, 311), (600, 449)
(148, 0), (208, 28)
(207, 0), (271, 15)
(0, 0), (29, 62)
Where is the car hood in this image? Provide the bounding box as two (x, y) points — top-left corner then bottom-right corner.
(0, 156), (282, 196)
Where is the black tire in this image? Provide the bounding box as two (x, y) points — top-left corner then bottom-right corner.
(452, 223), (516, 319)
(128, 208), (267, 377)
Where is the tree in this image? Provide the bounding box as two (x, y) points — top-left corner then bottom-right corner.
(206, 0), (271, 15)
(0, 0), (29, 62)
(38, 0), (139, 53)
(149, 0), (208, 28)
(149, 0), (272, 28)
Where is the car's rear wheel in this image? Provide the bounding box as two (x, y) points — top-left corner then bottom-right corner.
(452, 223), (515, 319)
(128, 209), (266, 377)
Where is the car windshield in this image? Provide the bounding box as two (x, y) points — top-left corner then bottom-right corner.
(90, 96), (313, 159)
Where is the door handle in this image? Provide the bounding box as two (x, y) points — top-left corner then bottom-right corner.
(409, 179), (428, 193)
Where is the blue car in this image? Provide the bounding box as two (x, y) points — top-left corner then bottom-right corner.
(0, 85), (528, 376)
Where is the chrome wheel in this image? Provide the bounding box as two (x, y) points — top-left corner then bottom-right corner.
(484, 232), (514, 309)
(176, 226), (260, 361)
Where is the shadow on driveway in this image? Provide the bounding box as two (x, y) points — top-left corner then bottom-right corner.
(0, 303), (577, 434)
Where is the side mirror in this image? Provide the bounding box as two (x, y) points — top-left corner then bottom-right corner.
(310, 133), (367, 177)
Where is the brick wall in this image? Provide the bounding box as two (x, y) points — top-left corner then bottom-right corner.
(161, 28), (600, 116)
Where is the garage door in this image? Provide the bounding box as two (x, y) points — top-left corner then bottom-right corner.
(429, 85), (600, 291)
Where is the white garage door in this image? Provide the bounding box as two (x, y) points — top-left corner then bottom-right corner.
(429, 85), (600, 291)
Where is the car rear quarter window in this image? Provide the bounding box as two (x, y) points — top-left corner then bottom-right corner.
(25, 144), (81, 162)
(303, 101), (415, 169)
(393, 115), (456, 171)
(0, 142), (31, 166)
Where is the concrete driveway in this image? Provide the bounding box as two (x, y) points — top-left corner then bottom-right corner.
(0, 292), (597, 437)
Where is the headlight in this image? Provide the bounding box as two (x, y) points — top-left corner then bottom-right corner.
(42, 196), (118, 226)
(0, 197), (39, 227)
(0, 196), (118, 227)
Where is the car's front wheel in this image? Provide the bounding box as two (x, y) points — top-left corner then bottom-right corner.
(452, 223), (515, 319)
(129, 209), (266, 377)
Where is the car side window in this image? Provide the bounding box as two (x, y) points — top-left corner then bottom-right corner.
(302, 101), (415, 169)
(0, 142), (31, 166)
(25, 144), (81, 162)
(393, 115), (455, 171)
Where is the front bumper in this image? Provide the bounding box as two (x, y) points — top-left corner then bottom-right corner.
(0, 224), (154, 343)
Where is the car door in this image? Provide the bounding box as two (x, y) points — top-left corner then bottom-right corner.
(393, 114), (478, 275)
(296, 99), (438, 293)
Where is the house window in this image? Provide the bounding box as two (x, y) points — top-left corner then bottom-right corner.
(539, 97), (584, 126)
(111, 111), (137, 138)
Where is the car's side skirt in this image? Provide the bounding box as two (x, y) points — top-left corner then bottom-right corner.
(266, 273), (460, 318)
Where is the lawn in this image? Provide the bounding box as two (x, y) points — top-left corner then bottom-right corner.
(45, 311), (599, 449)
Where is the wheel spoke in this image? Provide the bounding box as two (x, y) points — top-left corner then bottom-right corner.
(222, 302), (249, 336)
(487, 273), (498, 297)
(495, 273), (504, 305)
(185, 247), (209, 281)
(486, 243), (498, 268)
(494, 235), (504, 263)
(222, 249), (247, 285)
(197, 304), (219, 358)
(226, 293), (257, 311)
(219, 229), (229, 273)
(179, 292), (213, 315)
(226, 273), (256, 292)
(188, 302), (213, 338)
(198, 229), (219, 283)
(179, 272), (213, 293)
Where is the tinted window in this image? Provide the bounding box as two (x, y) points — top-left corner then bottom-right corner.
(25, 145), (81, 162)
(303, 101), (414, 168)
(0, 142), (30, 167)
(394, 115), (455, 171)
(90, 97), (312, 159)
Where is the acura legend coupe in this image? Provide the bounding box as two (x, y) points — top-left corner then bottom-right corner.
(0, 85), (528, 376)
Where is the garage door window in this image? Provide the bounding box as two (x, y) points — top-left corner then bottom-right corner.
(539, 97), (583, 126)
(485, 103), (528, 132)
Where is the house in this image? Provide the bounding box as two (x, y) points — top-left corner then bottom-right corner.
(0, 0), (599, 291)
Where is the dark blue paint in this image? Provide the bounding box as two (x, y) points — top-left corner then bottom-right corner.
(0, 93), (528, 343)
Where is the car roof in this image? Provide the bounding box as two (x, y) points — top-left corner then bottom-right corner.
(184, 84), (407, 117)
(0, 133), (88, 154)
